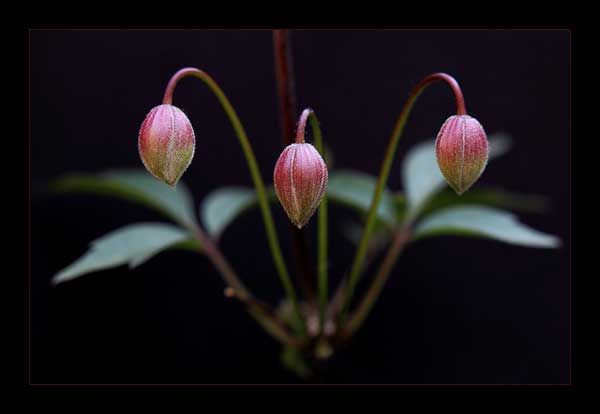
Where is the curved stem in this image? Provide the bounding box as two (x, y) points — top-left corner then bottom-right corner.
(339, 73), (467, 325)
(343, 225), (412, 337)
(163, 67), (306, 337)
(295, 109), (328, 333)
(192, 226), (299, 347)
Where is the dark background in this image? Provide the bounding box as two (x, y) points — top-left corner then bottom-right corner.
(30, 30), (570, 384)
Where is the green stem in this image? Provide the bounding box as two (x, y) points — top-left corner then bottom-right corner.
(295, 108), (328, 333)
(339, 73), (467, 326)
(163, 67), (306, 337)
(344, 225), (412, 337)
(192, 226), (299, 347)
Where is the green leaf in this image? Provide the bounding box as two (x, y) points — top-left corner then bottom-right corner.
(199, 170), (398, 239)
(412, 205), (561, 248)
(402, 133), (512, 217)
(52, 223), (197, 285)
(50, 169), (198, 229)
(327, 170), (396, 227)
(200, 186), (258, 238)
(418, 187), (550, 218)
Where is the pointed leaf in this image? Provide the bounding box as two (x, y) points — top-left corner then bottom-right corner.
(413, 205), (561, 248)
(327, 170), (396, 227)
(199, 171), (398, 240)
(52, 223), (197, 285)
(50, 169), (198, 229)
(418, 187), (550, 217)
(200, 187), (259, 238)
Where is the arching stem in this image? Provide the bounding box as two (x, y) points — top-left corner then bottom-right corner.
(339, 73), (467, 326)
(163, 67), (306, 337)
(343, 225), (412, 337)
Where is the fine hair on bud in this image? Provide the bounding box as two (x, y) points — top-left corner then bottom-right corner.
(273, 143), (328, 228)
(435, 114), (489, 195)
(138, 104), (196, 186)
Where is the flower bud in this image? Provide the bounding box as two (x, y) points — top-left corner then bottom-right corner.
(435, 115), (489, 195)
(138, 104), (195, 186)
(274, 143), (328, 229)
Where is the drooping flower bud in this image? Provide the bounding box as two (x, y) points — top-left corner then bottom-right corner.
(435, 115), (489, 195)
(138, 104), (195, 186)
(274, 143), (328, 229)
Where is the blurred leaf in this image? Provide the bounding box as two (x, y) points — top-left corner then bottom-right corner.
(199, 186), (279, 239)
(327, 170), (396, 227)
(392, 192), (408, 224)
(340, 218), (391, 253)
(402, 133), (512, 218)
(412, 205), (561, 248)
(52, 223), (197, 285)
(418, 187), (550, 218)
(200, 187), (258, 238)
(50, 169), (198, 229)
(199, 170), (397, 239)
(168, 238), (203, 252)
(280, 346), (311, 378)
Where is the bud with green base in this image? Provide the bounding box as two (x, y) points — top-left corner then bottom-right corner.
(138, 104), (195, 186)
(435, 114), (489, 195)
(273, 127), (328, 229)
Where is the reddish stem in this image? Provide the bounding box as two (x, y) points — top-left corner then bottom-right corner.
(273, 30), (317, 304)
(273, 30), (298, 146)
(418, 72), (467, 115)
(295, 108), (313, 144)
(162, 67), (201, 105)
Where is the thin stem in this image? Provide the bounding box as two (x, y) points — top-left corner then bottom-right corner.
(327, 230), (390, 322)
(163, 67), (306, 337)
(273, 29), (297, 146)
(343, 225), (412, 337)
(339, 73), (467, 325)
(273, 30), (317, 306)
(296, 108), (328, 333)
(192, 226), (299, 347)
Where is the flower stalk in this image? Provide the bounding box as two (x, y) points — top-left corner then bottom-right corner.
(189, 225), (299, 347)
(294, 109), (328, 333)
(163, 67), (306, 337)
(343, 224), (413, 337)
(339, 73), (468, 325)
(273, 29), (319, 307)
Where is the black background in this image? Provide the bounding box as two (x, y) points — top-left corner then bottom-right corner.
(30, 29), (570, 384)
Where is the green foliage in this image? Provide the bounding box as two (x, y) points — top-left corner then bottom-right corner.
(414, 187), (549, 219)
(327, 170), (396, 227)
(200, 186), (259, 238)
(197, 171), (397, 240)
(412, 205), (561, 248)
(52, 223), (198, 285)
(50, 170), (198, 229)
(49, 130), (558, 257)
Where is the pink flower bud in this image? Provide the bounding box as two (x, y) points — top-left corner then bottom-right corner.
(435, 115), (489, 195)
(138, 104), (195, 186)
(274, 143), (328, 229)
